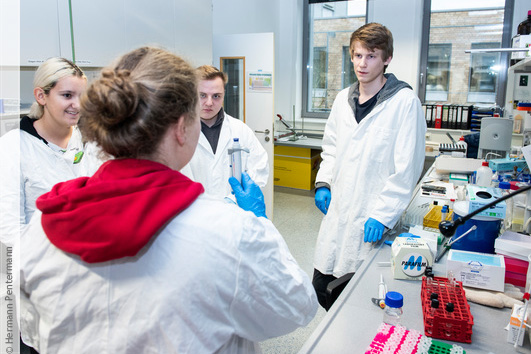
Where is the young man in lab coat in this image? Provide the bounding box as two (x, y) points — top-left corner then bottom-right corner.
(313, 23), (426, 310)
(181, 65), (269, 199)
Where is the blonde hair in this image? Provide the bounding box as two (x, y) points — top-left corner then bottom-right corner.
(28, 57), (86, 118)
(196, 65), (228, 85)
(79, 47), (199, 159)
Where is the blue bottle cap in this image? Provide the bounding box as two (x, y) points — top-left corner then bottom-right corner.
(385, 291), (403, 308)
(499, 181), (510, 189)
(441, 205), (448, 213)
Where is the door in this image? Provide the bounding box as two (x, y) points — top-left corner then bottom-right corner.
(213, 33), (275, 218)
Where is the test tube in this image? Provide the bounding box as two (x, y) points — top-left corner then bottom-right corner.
(230, 138), (242, 183)
(430, 299), (440, 317)
(447, 270), (457, 287)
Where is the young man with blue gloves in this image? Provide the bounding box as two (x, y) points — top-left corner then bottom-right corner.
(313, 23), (426, 310)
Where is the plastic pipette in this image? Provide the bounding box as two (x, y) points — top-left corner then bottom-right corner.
(227, 138), (250, 183)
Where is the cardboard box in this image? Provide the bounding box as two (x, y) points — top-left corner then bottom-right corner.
(466, 185), (506, 219)
(507, 303), (528, 346)
(391, 233), (433, 280)
(446, 250), (505, 292)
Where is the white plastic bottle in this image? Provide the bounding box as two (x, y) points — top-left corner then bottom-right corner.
(458, 136), (467, 156)
(499, 181), (513, 232)
(230, 138), (242, 183)
(383, 291), (403, 326)
(475, 161), (493, 187)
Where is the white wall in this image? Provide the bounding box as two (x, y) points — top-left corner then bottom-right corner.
(368, 0), (424, 92)
(0, 0), (20, 101)
(212, 0), (304, 128)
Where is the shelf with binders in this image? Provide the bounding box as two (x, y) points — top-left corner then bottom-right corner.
(423, 104), (474, 130)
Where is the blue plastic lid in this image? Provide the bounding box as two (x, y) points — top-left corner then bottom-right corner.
(233, 138), (239, 142)
(385, 291), (403, 308)
(441, 205), (449, 212)
(499, 181), (510, 189)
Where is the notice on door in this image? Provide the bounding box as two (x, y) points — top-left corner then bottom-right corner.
(248, 72), (272, 92)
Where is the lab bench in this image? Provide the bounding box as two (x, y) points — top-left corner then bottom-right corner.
(298, 234), (528, 353)
(299, 164), (531, 354)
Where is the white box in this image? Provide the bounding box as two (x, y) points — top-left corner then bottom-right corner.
(512, 34), (531, 61)
(466, 185), (506, 219)
(446, 250), (505, 292)
(495, 231), (531, 262)
(408, 225), (439, 259)
(434, 155), (483, 174)
(391, 234), (433, 280)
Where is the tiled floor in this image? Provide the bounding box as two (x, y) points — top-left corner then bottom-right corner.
(260, 187), (327, 353)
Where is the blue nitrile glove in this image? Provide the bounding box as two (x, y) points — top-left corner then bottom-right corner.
(364, 218), (385, 243)
(315, 187), (331, 215)
(229, 172), (267, 218)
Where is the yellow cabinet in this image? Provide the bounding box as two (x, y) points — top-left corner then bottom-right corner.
(274, 145), (321, 190)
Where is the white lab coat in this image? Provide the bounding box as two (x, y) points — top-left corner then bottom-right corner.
(314, 86), (426, 277)
(20, 195), (318, 354)
(181, 113), (269, 198)
(0, 127), (102, 246)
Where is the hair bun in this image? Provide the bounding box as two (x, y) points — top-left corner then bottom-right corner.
(85, 68), (141, 128)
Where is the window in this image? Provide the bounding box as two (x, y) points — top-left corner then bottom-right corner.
(221, 57), (245, 121)
(426, 44), (451, 102)
(342, 46), (357, 88)
(468, 42), (500, 103)
(303, 0), (366, 118)
(313, 47), (327, 90)
(420, 0), (511, 107)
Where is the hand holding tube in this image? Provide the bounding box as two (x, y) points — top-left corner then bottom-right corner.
(364, 218), (384, 243)
(229, 172), (267, 218)
(315, 187), (331, 215)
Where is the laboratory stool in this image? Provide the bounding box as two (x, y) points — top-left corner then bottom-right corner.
(326, 272), (354, 310)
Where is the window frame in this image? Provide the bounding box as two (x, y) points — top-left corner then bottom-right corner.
(302, 0), (367, 119)
(418, 0), (514, 108)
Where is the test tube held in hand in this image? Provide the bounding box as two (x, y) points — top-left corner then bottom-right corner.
(231, 138), (242, 183)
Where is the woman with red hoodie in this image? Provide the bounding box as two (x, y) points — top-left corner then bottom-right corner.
(20, 47), (317, 353)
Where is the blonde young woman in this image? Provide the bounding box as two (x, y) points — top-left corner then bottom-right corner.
(0, 58), (102, 245)
(20, 47), (317, 353)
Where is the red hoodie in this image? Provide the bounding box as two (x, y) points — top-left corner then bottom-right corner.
(36, 158), (204, 263)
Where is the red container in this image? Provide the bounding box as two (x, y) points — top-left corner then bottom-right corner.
(421, 277), (474, 343)
(503, 255), (529, 274)
(506, 271), (527, 288)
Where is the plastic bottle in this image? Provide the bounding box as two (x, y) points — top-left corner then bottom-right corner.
(499, 181), (513, 232)
(511, 183), (526, 232)
(230, 138), (242, 183)
(458, 136), (467, 156)
(491, 171), (500, 188)
(383, 291), (403, 326)
(441, 205), (448, 222)
(475, 161), (493, 187)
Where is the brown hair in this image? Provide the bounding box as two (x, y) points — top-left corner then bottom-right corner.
(350, 23), (393, 71)
(79, 47), (199, 158)
(196, 65), (228, 85)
